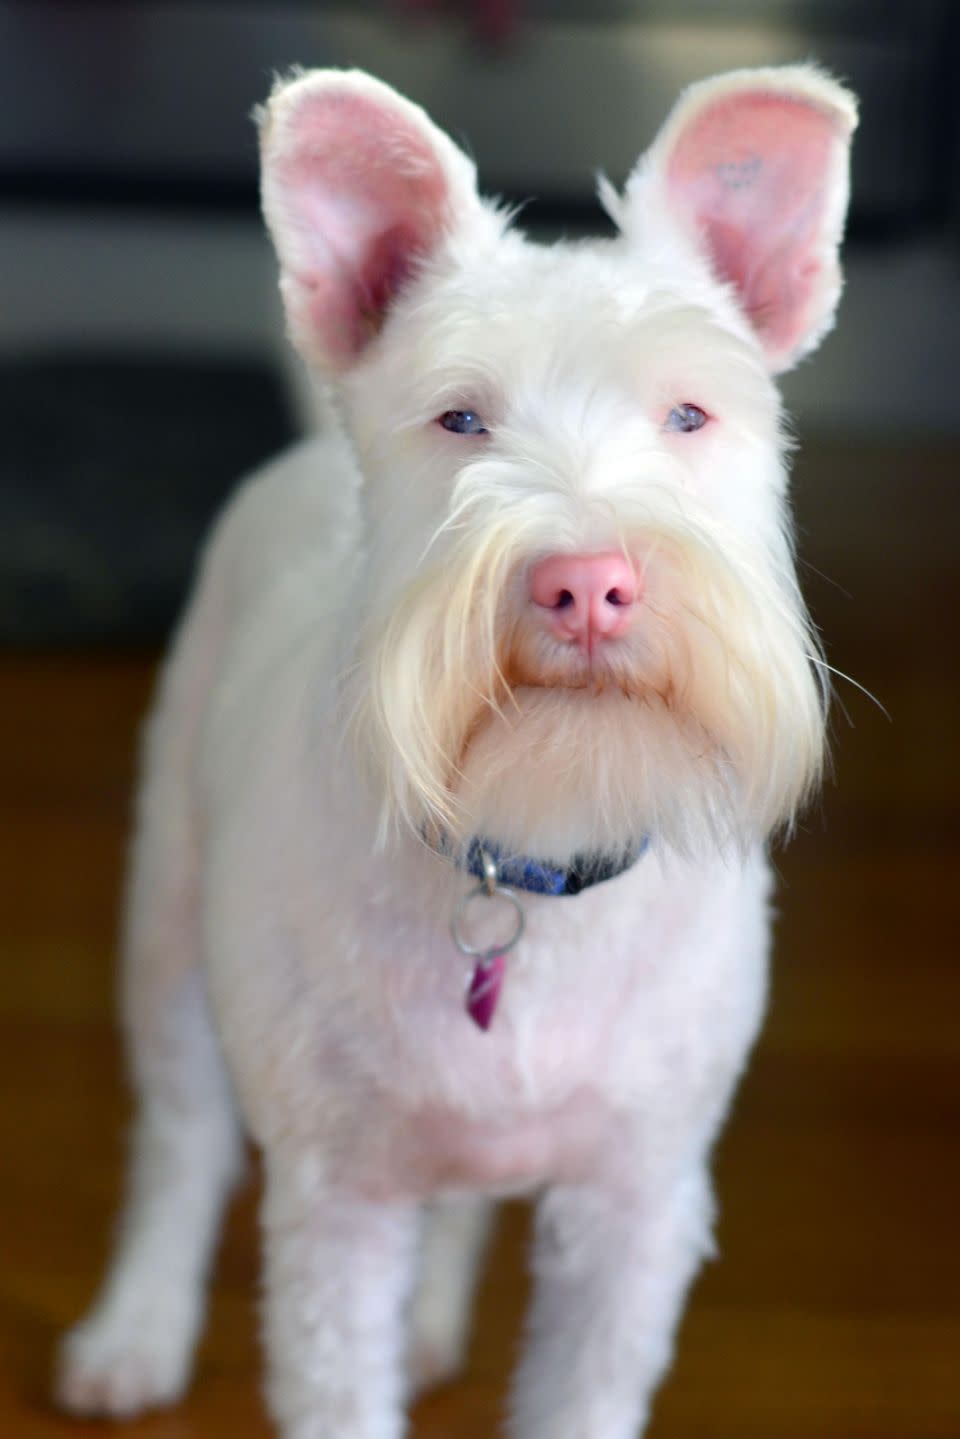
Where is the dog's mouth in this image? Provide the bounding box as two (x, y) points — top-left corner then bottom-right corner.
(497, 627), (666, 705)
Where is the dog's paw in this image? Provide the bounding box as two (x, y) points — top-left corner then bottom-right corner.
(55, 1313), (192, 1419)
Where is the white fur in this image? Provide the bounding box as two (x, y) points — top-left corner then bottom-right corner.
(57, 65), (856, 1438)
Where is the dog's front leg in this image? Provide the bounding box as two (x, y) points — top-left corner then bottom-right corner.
(509, 1167), (714, 1439)
(261, 1149), (420, 1439)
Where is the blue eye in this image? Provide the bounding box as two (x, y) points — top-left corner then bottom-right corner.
(665, 403), (708, 433)
(439, 410), (488, 435)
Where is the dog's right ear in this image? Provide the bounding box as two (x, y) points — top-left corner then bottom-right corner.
(259, 70), (486, 370)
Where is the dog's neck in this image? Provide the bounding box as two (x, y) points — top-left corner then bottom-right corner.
(437, 833), (649, 897)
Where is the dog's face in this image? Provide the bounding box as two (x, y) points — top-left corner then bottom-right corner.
(260, 67), (856, 862)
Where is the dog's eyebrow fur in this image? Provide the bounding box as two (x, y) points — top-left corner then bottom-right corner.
(385, 272), (776, 429)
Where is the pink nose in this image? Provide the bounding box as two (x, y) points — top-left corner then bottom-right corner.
(529, 551), (640, 649)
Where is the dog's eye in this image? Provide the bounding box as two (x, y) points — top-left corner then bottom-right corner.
(438, 410), (488, 436)
(664, 403), (708, 433)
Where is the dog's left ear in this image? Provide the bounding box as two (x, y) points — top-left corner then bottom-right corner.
(617, 66), (857, 372)
(259, 69), (487, 370)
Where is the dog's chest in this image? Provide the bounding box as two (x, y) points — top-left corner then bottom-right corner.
(203, 698), (771, 1197)
(289, 857), (771, 1201)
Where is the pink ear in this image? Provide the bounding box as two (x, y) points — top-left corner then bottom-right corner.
(649, 69), (857, 371)
(260, 71), (482, 368)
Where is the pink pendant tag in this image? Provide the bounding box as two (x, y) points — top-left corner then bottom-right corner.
(466, 952), (506, 1031)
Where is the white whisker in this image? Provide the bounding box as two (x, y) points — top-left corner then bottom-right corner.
(805, 654), (889, 721)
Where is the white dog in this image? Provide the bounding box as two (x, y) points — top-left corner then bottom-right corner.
(57, 65), (856, 1439)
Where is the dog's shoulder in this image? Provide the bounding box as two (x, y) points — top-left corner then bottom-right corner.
(207, 428), (363, 593)
(156, 426), (364, 754)
(177, 426), (362, 665)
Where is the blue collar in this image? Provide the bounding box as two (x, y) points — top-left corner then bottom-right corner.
(459, 835), (649, 896)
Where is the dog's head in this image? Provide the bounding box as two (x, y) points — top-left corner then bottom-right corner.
(260, 67), (856, 863)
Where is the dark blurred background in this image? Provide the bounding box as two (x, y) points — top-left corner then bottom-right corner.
(2, 0), (960, 641)
(2, 5), (960, 1438)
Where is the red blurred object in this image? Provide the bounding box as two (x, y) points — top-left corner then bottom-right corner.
(393, 0), (520, 48)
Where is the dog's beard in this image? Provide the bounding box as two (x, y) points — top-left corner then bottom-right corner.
(349, 510), (826, 861)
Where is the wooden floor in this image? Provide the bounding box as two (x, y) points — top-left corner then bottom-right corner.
(2, 438), (959, 1437)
